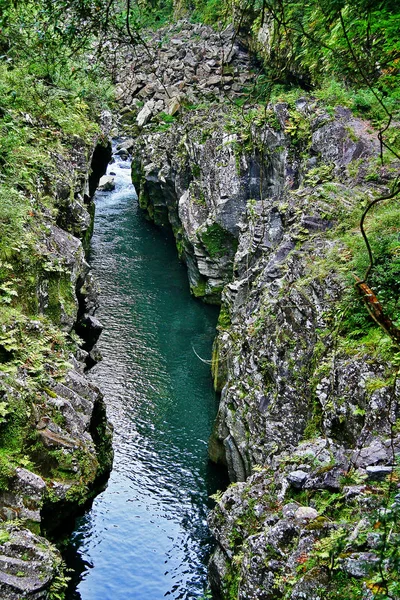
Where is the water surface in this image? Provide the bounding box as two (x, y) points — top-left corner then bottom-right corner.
(66, 145), (223, 600)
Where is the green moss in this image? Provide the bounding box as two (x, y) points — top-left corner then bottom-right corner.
(46, 273), (76, 325)
(192, 163), (201, 178)
(138, 187), (150, 211)
(224, 565), (241, 600)
(285, 109), (312, 150)
(175, 235), (184, 259)
(0, 453), (16, 491)
(217, 304), (231, 330)
(304, 164), (334, 186)
(190, 279), (207, 298)
(0, 528), (11, 544)
(199, 223), (238, 259)
(43, 388), (58, 399)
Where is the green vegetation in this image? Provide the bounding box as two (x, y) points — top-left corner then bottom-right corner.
(0, 0), (114, 558)
(191, 0), (399, 102)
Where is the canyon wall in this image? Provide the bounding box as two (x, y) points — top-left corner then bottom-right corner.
(0, 118), (113, 599)
(118, 20), (400, 600)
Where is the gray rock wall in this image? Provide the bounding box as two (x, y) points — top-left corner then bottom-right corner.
(118, 20), (400, 600)
(0, 125), (113, 598)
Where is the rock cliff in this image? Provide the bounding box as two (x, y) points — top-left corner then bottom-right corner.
(0, 121), (113, 598)
(119, 19), (400, 600)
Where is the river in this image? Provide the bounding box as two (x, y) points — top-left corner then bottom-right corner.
(65, 143), (225, 600)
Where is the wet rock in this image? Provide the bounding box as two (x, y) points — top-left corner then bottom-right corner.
(98, 175), (115, 191)
(75, 314), (103, 351)
(116, 138), (134, 153)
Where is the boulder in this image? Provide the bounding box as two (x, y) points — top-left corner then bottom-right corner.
(167, 96), (181, 116)
(97, 175), (115, 191)
(0, 526), (61, 600)
(287, 470), (309, 489)
(294, 506), (319, 524)
(136, 100), (155, 127)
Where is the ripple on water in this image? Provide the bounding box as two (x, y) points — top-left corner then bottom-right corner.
(66, 146), (224, 600)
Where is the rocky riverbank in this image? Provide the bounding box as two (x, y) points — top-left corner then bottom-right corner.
(118, 19), (400, 599)
(0, 116), (113, 598)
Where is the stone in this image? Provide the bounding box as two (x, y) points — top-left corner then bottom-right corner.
(136, 100), (155, 126)
(287, 470), (309, 488)
(352, 439), (389, 467)
(282, 502), (300, 518)
(0, 526), (61, 600)
(167, 96), (181, 116)
(115, 148), (129, 159)
(97, 175), (115, 191)
(75, 314), (103, 350)
(116, 138), (134, 153)
(207, 75), (222, 86)
(340, 552), (379, 578)
(14, 468), (46, 499)
(294, 506), (318, 524)
(366, 465), (393, 481)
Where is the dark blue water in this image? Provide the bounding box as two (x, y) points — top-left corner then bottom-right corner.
(65, 146), (224, 600)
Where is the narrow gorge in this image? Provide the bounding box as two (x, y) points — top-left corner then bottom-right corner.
(65, 143), (225, 599)
(0, 2), (399, 600)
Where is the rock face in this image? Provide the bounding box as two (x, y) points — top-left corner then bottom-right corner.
(115, 21), (252, 119)
(132, 112), (284, 302)
(119, 20), (400, 599)
(0, 123), (113, 597)
(0, 525), (62, 600)
(121, 21), (285, 302)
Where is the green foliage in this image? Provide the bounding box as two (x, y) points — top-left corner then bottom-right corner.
(192, 0), (400, 150)
(48, 562), (71, 600)
(338, 200), (400, 340)
(154, 111), (177, 131)
(0, 453), (15, 490)
(217, 304), (231, 331)
(127, 0), (174, 30)
(0, 307), (73, 381)
(304, 164), (335, 186)
(0, 0), (112, 505)
(0, 528), (11, 545)
(191, 0), (228, 24)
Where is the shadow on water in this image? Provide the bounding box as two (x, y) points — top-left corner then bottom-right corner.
(64, 144), (228, 600)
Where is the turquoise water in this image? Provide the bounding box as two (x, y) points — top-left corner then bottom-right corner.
(65, 146), (224, 599)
